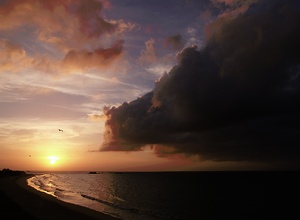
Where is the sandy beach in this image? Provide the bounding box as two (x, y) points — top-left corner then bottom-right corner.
(0, 173), (120, 220)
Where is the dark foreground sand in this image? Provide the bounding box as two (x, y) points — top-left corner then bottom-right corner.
(0, 174), (120, 220)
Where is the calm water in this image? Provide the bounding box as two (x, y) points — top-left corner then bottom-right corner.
(27, 171), (300, 220)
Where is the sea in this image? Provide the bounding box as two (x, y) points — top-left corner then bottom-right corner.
(27, 171), (299, 220)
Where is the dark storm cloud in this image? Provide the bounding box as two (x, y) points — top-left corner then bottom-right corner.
(101, 0), (300, 168)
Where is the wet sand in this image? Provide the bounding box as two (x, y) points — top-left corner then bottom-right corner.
(0, 174), (120, 220)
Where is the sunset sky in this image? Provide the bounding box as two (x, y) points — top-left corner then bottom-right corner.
(1, 0), (300, 171)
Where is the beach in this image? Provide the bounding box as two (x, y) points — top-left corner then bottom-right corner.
(0, 173), (120, 220)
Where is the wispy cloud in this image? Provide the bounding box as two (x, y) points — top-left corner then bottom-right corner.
(138, 38), (157, 65)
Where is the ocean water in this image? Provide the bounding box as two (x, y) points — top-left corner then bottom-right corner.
(27, 171), (299, 220)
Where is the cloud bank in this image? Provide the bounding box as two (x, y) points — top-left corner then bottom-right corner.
(100, 0), (300, 168)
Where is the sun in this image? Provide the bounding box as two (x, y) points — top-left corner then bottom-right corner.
(48, 156), (59, 165)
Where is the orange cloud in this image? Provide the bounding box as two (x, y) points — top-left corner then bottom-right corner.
(0, 0), (116, 51)
(62, 40), (124, 72)
(75, 0), (115, 38)
(0, 39), (124, 75)
(138, 39), (157, 65)
(0, 0), (132, 75)
(0, 40), (33, 72)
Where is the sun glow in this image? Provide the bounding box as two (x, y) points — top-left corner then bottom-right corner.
(48, 156), (59, 165)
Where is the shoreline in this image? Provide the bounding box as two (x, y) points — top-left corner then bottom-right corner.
(2, 170), (299, 219)
(0, 174), (120, 220)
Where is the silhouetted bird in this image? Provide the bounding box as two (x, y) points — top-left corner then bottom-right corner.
(58, 129), (63, 132)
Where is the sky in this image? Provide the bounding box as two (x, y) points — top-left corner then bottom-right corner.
(1, 0), (300, 171)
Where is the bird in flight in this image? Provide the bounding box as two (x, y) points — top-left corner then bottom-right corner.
(58, 129), (63, 132)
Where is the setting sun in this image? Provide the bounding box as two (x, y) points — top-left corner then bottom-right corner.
(48, 156), (59, 165)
